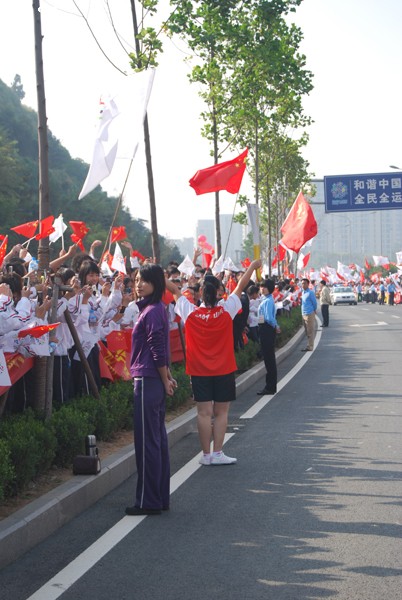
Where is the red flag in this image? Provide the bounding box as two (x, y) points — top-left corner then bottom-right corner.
(35, 216), (55, 240)
(0, 352), (35, 396)
(11, 220), (39, 238)
(110, 226), (127, 244)
(18, 322), (60, 339)
(365, 258), (371, 270)
(70, 234), (85, 251)
(132, 249), (145, 262)
(69, 221), (89, 239)
(241, 258), (251, 269)
(280, 192), (317, 253)
(106, 330), (130, 353)
(0, 235), (8, 268)
(189, 149), (248, 195)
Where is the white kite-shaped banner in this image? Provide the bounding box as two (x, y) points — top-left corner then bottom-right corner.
(79, 69), (156, 200)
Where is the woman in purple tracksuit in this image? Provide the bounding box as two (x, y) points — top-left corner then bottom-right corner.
(125, 264), (176, 516)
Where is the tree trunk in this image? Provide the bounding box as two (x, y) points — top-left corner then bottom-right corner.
(32, 0), (51, 415)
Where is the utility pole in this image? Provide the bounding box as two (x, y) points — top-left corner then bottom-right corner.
(33, 0), (52, 416)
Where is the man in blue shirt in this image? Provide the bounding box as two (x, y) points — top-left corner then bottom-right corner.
(301, 277), (317, 351)
(387, 281), (396, 305)
(257, 279), (280, 395)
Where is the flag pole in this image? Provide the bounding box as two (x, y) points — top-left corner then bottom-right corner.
(222, 193), (239, 260)
(98, 157), (134, 268)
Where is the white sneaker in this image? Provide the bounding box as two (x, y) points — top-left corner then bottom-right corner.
(210, 452), (237, 465)
(199, 454), (211, 465)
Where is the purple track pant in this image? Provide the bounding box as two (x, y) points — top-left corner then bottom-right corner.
(133, 376), (170, 510)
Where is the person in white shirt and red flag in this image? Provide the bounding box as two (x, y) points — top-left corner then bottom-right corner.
(166, 259), (261, 466)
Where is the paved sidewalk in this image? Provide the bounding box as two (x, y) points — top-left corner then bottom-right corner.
(0, 328), (303, 568)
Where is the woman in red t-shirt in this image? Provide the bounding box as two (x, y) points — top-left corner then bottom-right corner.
(166, 259), (261, 466)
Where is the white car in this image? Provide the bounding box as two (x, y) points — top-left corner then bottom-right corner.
(330, 286), (357, 305)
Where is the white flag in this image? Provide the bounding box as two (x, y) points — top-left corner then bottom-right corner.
(223, 257), (240, 272)
(177, 255), (195, 276)
(212, 255), (224, 275)
(49, 214), (67, 243)
(246, 203), (260, 246)
(79, 69), (155, 200)
(373, 255), (389, 268)
(111, 242), (127, 274)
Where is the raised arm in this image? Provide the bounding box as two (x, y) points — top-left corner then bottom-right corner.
(233, 259), (262, 298)
(165, 277), (182, 302)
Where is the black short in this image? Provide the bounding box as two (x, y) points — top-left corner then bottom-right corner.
(191, 373), (236, 403)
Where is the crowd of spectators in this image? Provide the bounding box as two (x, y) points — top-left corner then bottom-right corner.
(1, 238), (400, 417)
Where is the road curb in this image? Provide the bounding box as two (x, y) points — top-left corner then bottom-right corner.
(0, 327), (304, 569)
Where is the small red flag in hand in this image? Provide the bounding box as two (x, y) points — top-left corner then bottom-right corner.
(0, 235), (8, 268)
(71, 234), (85, 251)
(111, 226), (127, 244)
(189, 149), (248, 195)
(11, 220), (39, 239)
(35, 216), (55, 240)
(69, 221), (89, 239)
(18, 322), (61, 339)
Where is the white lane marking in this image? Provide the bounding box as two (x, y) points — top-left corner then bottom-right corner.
(27, 320), (324, 598)
(350, 321), (387, 327)
(240, 322), (322, 420)
(26, 434), (234, 600)
(391, 315), (400, 319)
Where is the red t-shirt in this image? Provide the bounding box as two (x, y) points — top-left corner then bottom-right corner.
(184, 305), (237, 376)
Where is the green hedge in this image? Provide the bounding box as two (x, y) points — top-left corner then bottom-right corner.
(0, 365), (189, 501)
(0, 316), (302, 502)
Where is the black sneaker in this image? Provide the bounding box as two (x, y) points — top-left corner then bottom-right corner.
(257, 388), (276, 395)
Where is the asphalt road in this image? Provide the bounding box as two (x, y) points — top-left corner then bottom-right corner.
(1, 302), (401, 600)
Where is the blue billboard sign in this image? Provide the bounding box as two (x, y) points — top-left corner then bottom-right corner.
(324, 172), (402, 213)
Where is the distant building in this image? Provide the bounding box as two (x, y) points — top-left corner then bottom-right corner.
(307, 179), (402, 269)
(171, 237), (194, 259)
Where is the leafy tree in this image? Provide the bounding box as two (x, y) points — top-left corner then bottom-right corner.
(11, 74), (25, 101)
(167, 0), (313, 258)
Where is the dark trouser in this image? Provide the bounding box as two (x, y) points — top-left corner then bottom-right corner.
(379, 292), (385, 305)
(53, 355), (71, 406)
(133, 376), (170, 510)
(389, 292), (395, 305)
(259, 323), (277, 392)
(321, 304), (329, 326)
(70, 344), (101, 397)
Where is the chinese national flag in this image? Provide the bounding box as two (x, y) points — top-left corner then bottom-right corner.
(11, 220), (39, 238)
(0, 235), (8, 268)
(111, 226), (127, 244)
(280, 192), (317, 254)
(35, 216), (55, 240)
(241, 258), (251, 269)
(105, 330), (132, 380)
(189, 148), (248, 195)
(18, 322), (60, 339)
(365, 258), (371, 270)
(106, 330), (131, 353)
(69, 221), (89, 239)
(71, 234), (85, 251)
